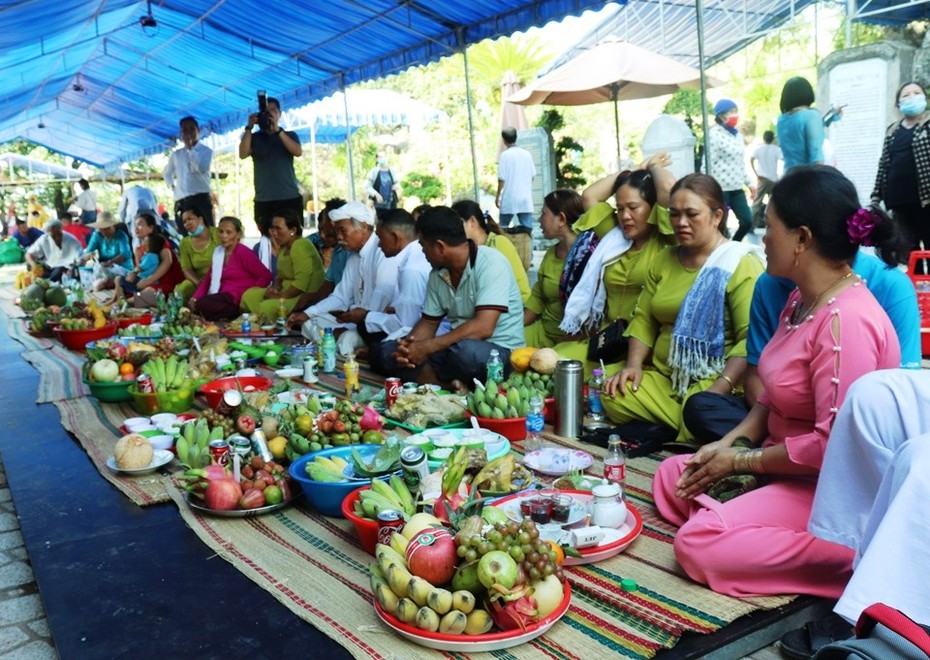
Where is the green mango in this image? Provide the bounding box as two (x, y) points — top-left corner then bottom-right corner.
(477, 402), (492, 418)
(510, 374), (523, 387)
(490, 407), (505, 420)
(494, 393), (508, 411)
(484, 387), (498, 407)
(507, 388), (522, 409)
(505, 405), (518, 418)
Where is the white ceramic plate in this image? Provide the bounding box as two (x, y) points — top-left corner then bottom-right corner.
(106, 449), (174, 475)
(523, 448), (594, 476)
(274, 368), (303, 379)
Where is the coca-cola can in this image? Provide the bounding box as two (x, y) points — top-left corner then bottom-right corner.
(208, 439), (230, 466)
(136, 373), (155, 393)
(377, 509), (405, 547)
(215, 389), (242, 416)
(385, 377), (401, 408)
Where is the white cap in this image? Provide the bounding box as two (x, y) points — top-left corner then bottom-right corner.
(328, 201), (374, 226)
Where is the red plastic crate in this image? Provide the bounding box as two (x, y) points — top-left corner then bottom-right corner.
(907, 251), (930, 357)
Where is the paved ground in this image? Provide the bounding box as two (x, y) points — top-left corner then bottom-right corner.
(0, 461), (56, 659)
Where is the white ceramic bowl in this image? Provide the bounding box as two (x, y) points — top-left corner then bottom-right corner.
(125, 421), (157, 433)
(146, 434), (175, 451)
(150, 413), (178, 427)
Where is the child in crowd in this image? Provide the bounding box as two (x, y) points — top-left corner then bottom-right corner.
(114, 233), (165, 302)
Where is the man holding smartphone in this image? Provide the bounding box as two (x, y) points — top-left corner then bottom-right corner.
(238, 93), (303, 235)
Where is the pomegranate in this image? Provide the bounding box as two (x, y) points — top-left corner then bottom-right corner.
(404, 528), (458, 586)
(204, 478), (243, 511)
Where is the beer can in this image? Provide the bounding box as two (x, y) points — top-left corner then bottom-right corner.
(216, 389), (243, 416)
(136, 373), (155, 393)
(250, 429), (273, 462)
(385, 378), (401, 408)
(208, 439), (230, 466)
(377, 509), (406, 547)
(400, 445), (429, 493)
(228, 435), (251, 458)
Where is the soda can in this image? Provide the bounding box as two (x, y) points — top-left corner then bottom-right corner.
(400, 445), (429, 494)
(402, 382), (418, 395)
(228, 435), (251, 458)
(136, 373), (155, 393)
(385, 378), (402, 408)
(208, 439), (230, 466)
(250, 429), (273, 462)
(377, 509), (406, 547)
(215, 389), (243, 416)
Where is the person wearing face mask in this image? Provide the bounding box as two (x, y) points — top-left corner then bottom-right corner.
(366, 154), (401, 211)
(871, 81), (930, 257)
(175, 203), (219, 301)
(706, 99), (755, 242)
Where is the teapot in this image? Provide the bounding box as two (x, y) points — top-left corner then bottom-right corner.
(590, 479), (627, 529)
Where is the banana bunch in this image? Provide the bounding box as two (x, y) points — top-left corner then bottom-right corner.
(162, 324), (206, 338)
(285, 433), (329, 461)
(139, 356), (189, 391)
(372, 544), (492, 635)
(175, 418), (226, 468)
(279, 401), (322, 422)
(355, 476), (415, 519)
(465, 377), (530, 419)
(304, 455), (349, 483)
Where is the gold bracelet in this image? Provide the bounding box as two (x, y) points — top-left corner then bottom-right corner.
(733, 448), (765, 474)
(749, 448), (766, 474)
(718, 373), (734, 389)
(733, 450), (749, 473)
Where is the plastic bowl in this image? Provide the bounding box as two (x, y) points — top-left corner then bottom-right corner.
(128, 383), (196, 415)
(54, 323), (119, 351)
(341, 486), (379, 554)
(146, 434), (175, 451)
(198, 376), (274, 409)
(115, 312), (153, 329)
(82, 376), (135, 403)
(465, 412), (527, 441)
(288, 445), (392, 518)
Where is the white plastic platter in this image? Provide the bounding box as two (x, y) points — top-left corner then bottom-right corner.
(106, 449), (174, 475)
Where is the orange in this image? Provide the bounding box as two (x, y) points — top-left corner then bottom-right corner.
(546, 540), (565, 565)
(119, 363), (135, 376)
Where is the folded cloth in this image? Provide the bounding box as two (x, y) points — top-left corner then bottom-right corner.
(560, 226), (632, 334)
(208, 246), (225, 294)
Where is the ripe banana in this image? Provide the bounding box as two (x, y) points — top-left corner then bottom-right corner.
(385, 563), (413, 599)
(374, 582), (399, 615)
(426, 587), (453, 615)
(415, 606), (440, 632)
(389, 531), (409, 556)
(407, 576), (433, 607)
(465, 609), (493, 635)
(439, 610), (468, 634)
(394, 598), (419, 625)
(451, 590), (476, 614)
(374, 544), (406, 570)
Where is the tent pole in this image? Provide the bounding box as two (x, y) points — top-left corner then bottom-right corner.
(342, 84), (357, 201)
(311, 121), (319, 228)
(611, 85), (621, 164)
(460, 30), (480, 201)
(696, 0), (712, 175)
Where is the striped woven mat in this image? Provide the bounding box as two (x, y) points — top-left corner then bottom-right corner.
(22, 343), (90, 403)
(7, 318), (54, 350)
(53, 396), (174, 506)
(167, 433), (793, 659)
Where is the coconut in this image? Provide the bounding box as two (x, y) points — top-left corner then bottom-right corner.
(114, 433), (154, 470)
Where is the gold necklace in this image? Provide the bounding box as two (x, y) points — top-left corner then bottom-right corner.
(790, 270), (854, 325)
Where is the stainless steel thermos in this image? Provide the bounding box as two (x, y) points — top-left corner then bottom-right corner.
(554, 359), (584, 438)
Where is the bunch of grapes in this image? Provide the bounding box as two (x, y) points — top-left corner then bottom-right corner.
(197, 409), (235, 436)
(455, 519), (565, 583)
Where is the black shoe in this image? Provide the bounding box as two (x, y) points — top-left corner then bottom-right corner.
(779, 613), (854, 659)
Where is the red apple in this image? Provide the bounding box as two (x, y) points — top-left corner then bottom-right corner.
(405, 528), (457, 586)
(204, 478), (242, 511)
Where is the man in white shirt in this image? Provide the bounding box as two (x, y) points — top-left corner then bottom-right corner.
(750, 130), (783, 228)
(496, 127), (536, 230)
(73, 179), (98, 225)
(163, 116), (214, 235)
(117, 185), (158, 248)
(25, 219), (83, 282)
(288, 201), (399, 355)
(366, 209), (432, 374)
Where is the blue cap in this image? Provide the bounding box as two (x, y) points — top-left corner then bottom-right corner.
(714, 99), (737, 116)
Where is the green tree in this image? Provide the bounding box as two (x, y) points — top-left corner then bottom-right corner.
(401, 171), (443, 203)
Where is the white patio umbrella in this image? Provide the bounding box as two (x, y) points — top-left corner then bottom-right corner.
(499, 71), (529, 157)
(508, 40), (721, 159)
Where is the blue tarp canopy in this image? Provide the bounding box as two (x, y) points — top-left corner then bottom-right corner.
(0, 0), (606, 169)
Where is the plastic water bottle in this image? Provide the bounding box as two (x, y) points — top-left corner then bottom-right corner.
(241, 313), (251, 334)
(604, 434), (626, 493)
(321, 327), (337, 374)
(486, 349), (504, 382)
(525, 394), (545, 451)
(276, 298), (287, 333)
(588, 369), (606, 421)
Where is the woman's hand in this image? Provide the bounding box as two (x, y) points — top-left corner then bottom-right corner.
(675, 444), (740, 499)
(603, 366), (642, 397)
(189, 298), (197, 311)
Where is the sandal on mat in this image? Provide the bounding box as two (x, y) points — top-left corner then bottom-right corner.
(780, 613), (854, 659)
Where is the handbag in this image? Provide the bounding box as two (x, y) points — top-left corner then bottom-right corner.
(587, 319), (628, 362)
